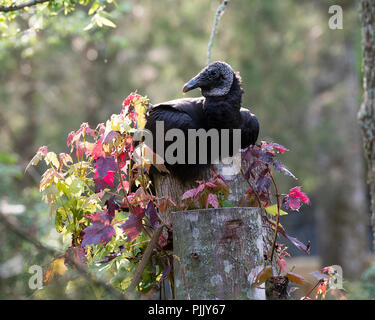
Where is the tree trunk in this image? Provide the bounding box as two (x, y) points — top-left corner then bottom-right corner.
(359, 0), (375, 252)
(153, 161), (250, 225)
(308, 33), (369, 278)
(172, 207), (266, 300)
(320, 39), (368, 278)
(13, 58), (38, 163)
(153, 161), (271, 299)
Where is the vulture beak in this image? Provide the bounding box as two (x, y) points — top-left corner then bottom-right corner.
(182, 75), (202, 93)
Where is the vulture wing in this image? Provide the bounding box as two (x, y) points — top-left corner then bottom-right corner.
(146, 97), (206, 130)
(145, 97), (209, 181)
(240, 108), (259, 149)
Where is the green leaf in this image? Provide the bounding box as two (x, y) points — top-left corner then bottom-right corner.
(84, 22), (95, 31)
(99, 16), (116, 28)
(94, 14), (103, 27)
(88, 1), (100, 15)
(70, 177), (85, 197)
(45, 152), (60, 168)
(55, 207), (68, 233)
(113, 211), (128, 222)
(265, 204), (288, 216)
(56, 181), (70, 197)
(222, 200), (234, 208)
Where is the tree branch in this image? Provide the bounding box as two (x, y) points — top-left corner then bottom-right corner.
(206, 0), (230, 65)
(0, 0), (49, 13)
(0, 210), (127, 299)
(0, 210), (56, 255)
(359, 0), (375, 252)
(127, 224), (165, 292)
(268, 168), (281, 263)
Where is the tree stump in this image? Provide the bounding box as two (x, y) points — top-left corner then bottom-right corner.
(153, 161), (251, 225)
(152, 160), (271, 300)
(172, 207), (266, 300)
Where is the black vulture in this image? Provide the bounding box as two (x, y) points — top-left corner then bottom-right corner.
(144, 61), (259, 182)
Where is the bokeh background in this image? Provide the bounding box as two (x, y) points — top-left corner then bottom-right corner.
(1, 0), (375, 299)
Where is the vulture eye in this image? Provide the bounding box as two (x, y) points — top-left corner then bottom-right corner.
(209, 69), (218, 77)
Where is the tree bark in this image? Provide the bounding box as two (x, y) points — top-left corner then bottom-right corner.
(172, 207), (266, 300)
(359, 0), (375, 252)
(153, 161), (271, 299)
(153, 161), (251, 225)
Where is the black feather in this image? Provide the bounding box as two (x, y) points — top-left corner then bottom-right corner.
(144, 62), (259, 182)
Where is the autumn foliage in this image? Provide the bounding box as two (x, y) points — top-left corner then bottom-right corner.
(28, 93), (342, 299)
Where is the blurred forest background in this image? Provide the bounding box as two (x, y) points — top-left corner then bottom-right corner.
(1, 0), (375, 299)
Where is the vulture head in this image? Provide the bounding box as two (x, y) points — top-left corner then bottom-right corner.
(182, 61), (234, 97)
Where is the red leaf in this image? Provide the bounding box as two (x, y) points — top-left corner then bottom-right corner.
(82, 212), (115, 246)
(261, 141), (289, 154)
(117, 152), (129, 169)
(37, 146), (48, 156)
(91, 140), (105, 160)
(277, 258), (288, 273)
(289, 186), (310, 203)
(272, 143), (288, 154)
(192, 184), (205, 201)
(206, 193), (219, 209)
(205, 182), (217, 188)
(117, 178), (129, 194)
(96, 123), (106, 138)
(102, 171), (115, 186)
(103, 130), (121, 145)
(78, 122), (96, 139)
(316, 279), (328, 299)
(94, 170), (115, 193)
(182, 188), (197, 200)
(75, 141), (94, 158)
(67, 131), (75, 147)
(123, 93), (141, 108)
(125, 136), (134, 153)
(121, 206), (145, 241)
(94, 156), (117, 179)
(284, 186), (310, 211)
(145, 201), (159, 228)
(105, 196), (121, 219)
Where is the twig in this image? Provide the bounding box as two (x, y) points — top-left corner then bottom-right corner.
(240, 167), (262, 207)
(172, 254), (190, 300)
(206, 0), (230, 65)
(304, 279), (324, 300)
(268, 168), (281, 263)
(127, 224), (165, 292)
(116, 145), (134, 213)
(0, 210), (56, 255)
(0, 0), (49, 12)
